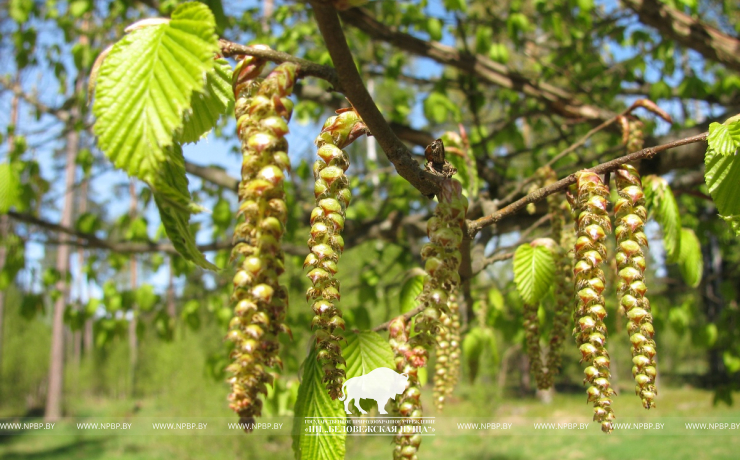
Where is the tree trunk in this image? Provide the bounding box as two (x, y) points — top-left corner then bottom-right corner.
(128, 180), (138, 396)
(44, 121), (78, 422)
(167, 257), (176, 318)
(76, 177), (89, 361)
(0, 215), (8, 389)
(0, 79), (20, 388)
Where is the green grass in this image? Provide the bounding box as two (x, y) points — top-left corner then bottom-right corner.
(2, 386), (739, 460)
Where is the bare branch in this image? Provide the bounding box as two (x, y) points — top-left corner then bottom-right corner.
(7, 211), (305, 256)
(465, 132), (709, 237)
(373, 305), (424, 332)
(623, 0), (740, 74)
(308, 1), (442, 198)
(184, 162), (239, 191)
(339, 7), (615, 122)
(218, 39), (343, 91)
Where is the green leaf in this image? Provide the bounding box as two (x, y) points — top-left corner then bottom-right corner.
(0, 162), (21, 213)
(176, 58), (234, 144)
(644, 176), (682, 262)
(292, 346), (346, 460)
(512, 244), (555, 305)
(720, 214), (740, 237)
(153, 146), (216, 270)
(93, 3), (218, 177)
(723, 351), (740, 374)
(677, 228), (702, 288)
(75, 212), (102, 234)
(707, 121), (740, 156)
(92, 2), (218, 270)
(125, 216), (150, 242)
(9, 0), (33, 23)
(0, 233), (24, 290)
(426, 17), (443, 41)
(135, 284), (159, 312)
(69, 0), (92, 18)
(399, 275), (424, 314)
(705, 149), (740, 218)
(440, 132), (479, 197)
(342, 331), (396, 379)
(423, 91), (461, 124)
(211, 196), (232, 230)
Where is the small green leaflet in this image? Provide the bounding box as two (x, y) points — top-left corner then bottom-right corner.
(153, 145), (217, 270)
(512, 244), (555, 305)
(292, 346), (346, 460)
(0, 162), (21, 213)
(177, 58), (234, 144)
(705, 149), (740, 236)
(643, 176), (682, 261)
(399, 274), (425, 314)
(0, 233), (24, 290)
(707, 119), (740, 157)
(462, 326), (496, 382)
(720, 214), (740, 236)
(440, 131), (479, 197)
(342, 331), (396, 379)
(92, 2), (219, 269)
(677, 228), (702, 288)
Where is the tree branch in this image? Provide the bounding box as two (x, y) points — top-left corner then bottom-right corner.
(373, 305), (425, 332)
(623, 0), (740, 74)
(308, 1), (442, 198)
(184, 162), (239, 190)
(339, 7), (615, 122)
(465, 132), (709, 237)
(218, 39), (343, 91)
(6, 211), (304, 256)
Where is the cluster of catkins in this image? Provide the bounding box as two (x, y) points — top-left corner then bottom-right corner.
(393, 179), (467, 458)
(544, 168), (574, 383)
(523, 298), (549, 389)
(433, 295), (461, 410)
(389, 316), (425, 460)
(226, 55), (297, 429)
(304, 108), (368, 399)
(414, 180), (468, 341)
(568, 171), (616, 433)
(614, 164), (657, 409)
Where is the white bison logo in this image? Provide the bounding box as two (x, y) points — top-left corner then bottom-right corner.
(338, 367), (409, 415)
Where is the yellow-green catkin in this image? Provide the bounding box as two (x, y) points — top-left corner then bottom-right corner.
(614, 164), (657, 409)
(568, 171), (615, 433)
(393, 179), (467, 457)
(389, 316), (424, 460)
(226, 56), (297, 430)
(433, 295), (462, 410)
(305, 108), (367, 399)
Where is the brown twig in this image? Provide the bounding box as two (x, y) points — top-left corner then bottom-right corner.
(308, 1), (442, 198)
(218, 39), (343, 91)
(7, 211), (305, 256)
(373, 305), (424, 332)
(465, 132), (709, 238)
(339, 7), (615, 122)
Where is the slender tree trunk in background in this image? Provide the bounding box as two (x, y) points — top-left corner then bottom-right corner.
(1, 79), (21, 397)
(0, 215), (8, 389)
(74, 178), (89, 364)
(262, 0), (274, 33)
(45, 121), (78, 422)
(167, 257), (176, 318)
(704, 235), (725, 383)
(128, 180), (138, 396)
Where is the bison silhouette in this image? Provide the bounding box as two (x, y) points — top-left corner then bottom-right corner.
(338, 367), (409, 415)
